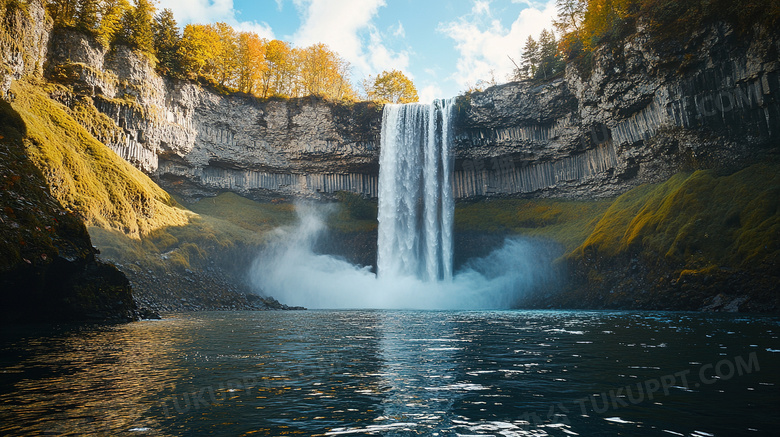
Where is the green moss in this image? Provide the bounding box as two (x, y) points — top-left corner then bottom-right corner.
(575, 164), (780, 271)
(8, 81), (190, 237)
(454, 198), (612, 252)
(326, 192), (378, 233)
(177, 192), (296, 233)
(66, 95), (124, 143)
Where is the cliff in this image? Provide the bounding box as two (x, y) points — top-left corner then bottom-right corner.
(33, 20), (780, 204)
(455, 23), (779, 198)
(42, 28), (382, 201)
(0, 1), (138, 323)
(2, 1), (777, 313)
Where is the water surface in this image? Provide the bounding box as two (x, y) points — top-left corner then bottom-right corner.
(1, 310), (778, 436)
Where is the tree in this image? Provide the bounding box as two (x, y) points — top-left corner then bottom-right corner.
(47, 0), (78, 28)
(364, 69), (418, 104)
(537, 29), (563, 80)
(298, 43), (356, 100)
(153, 8), (181, 76)
(75, 0), (100, 34)
(235, 31), (266, 94)
(519, 36), (539, 79)
(213, 22), (238, 87)
(553, 0), (586, 34)
(96, 0), (129, 48)
(260, 39), (294, 98)
(178, 23), (219, 80)
(119, 0), (155, 56)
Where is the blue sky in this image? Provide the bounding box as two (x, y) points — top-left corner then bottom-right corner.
(155, 0), (558, 101)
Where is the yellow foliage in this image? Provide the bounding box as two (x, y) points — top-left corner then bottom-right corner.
(575, 165), (780, 270)
(9, 81), (190, 237)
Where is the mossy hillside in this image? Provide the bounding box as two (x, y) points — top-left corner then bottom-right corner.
(1, 96), (135, 322)
(329, 191), (378, 233)
(454, 198), (612, 252)
(178, 192), (297, 233)
(575, 165), (780, 271)
(9, 80), (190, 237)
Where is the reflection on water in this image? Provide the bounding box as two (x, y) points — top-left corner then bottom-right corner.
(1, 311), (779, 436)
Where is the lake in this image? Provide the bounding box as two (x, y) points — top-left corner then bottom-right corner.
(1, 310), (779, 436)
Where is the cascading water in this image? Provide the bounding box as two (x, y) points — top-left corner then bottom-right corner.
(377, 99), (455, 281)
(252, 98), (555, 309)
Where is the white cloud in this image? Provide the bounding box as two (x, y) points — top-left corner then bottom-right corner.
(439, 0), (557, 91)
(392, 21), (405, 38)
(472, 0), (491, 15)
(291, 0), (410, 85)
(156, 0), (275, 39)
(418, 84), (443, 104)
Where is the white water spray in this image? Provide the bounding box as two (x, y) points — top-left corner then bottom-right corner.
(377, 100), (455, 281)
(250, 100), (557, 309)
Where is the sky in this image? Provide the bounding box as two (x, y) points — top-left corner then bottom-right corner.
(154, 0), (558, 102)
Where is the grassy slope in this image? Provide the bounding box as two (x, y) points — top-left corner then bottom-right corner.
(455, 198), (612, 253)
(6, 80), (303, 309)
(10, 81), (190, 236)
(576, 165), (780, 271)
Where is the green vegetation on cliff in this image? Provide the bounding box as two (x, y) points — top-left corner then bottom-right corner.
(455, 198), (612, 252)
(3, 79), (303, 310)
(9, 81), (190, 236)
(1, 90), (136, 322)
(576, 165), (780, 271)
(454, 164), (778, 311)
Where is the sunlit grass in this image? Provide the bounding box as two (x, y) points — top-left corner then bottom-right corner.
(575, 164), (780, 270)
(9, 81), (190, 237)
(455, 198), (612, 252)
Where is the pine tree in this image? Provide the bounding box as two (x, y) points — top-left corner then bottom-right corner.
(75, 0), (100, 34)
(553, 0), (586, 34)
(537, 29), (562, 80)
(96, 0), (129, 48)
(153, 8), (181, 76)
(120, 0), (155, 56)
(520, 36), (539, 79)
(47, 0), (78, 28)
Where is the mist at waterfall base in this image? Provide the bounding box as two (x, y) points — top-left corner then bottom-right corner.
(251, 99), (557, 309)
(249, 202), (558, 309)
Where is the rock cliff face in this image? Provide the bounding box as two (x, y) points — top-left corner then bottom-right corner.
(44, 30), (382, 201)
(454, 23), (780, 199)
(40, 22), (779, 203)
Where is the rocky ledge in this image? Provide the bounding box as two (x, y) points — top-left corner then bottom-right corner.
(39, 21), (779, 203)
(0, 104), (138, 323)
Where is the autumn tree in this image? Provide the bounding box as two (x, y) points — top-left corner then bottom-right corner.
(153, 8), (181, 76)
(298, 43), (356, 100)
(364, 69), (418, 104)
(235, 31), (266, 94)
(178, 23), (219, 80)
(96, 0), (129, 48)
(75, 0), (100, 34)
(259, 39), (294, 97)
(212, 22), (238, 88)
(47, 0), (78, 28)
(119, 0), (155, 56)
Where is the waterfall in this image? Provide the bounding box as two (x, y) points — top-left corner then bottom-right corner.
(377, 99), (455, 281)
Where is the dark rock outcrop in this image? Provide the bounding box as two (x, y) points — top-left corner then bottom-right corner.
(0, 103), (137, 323)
